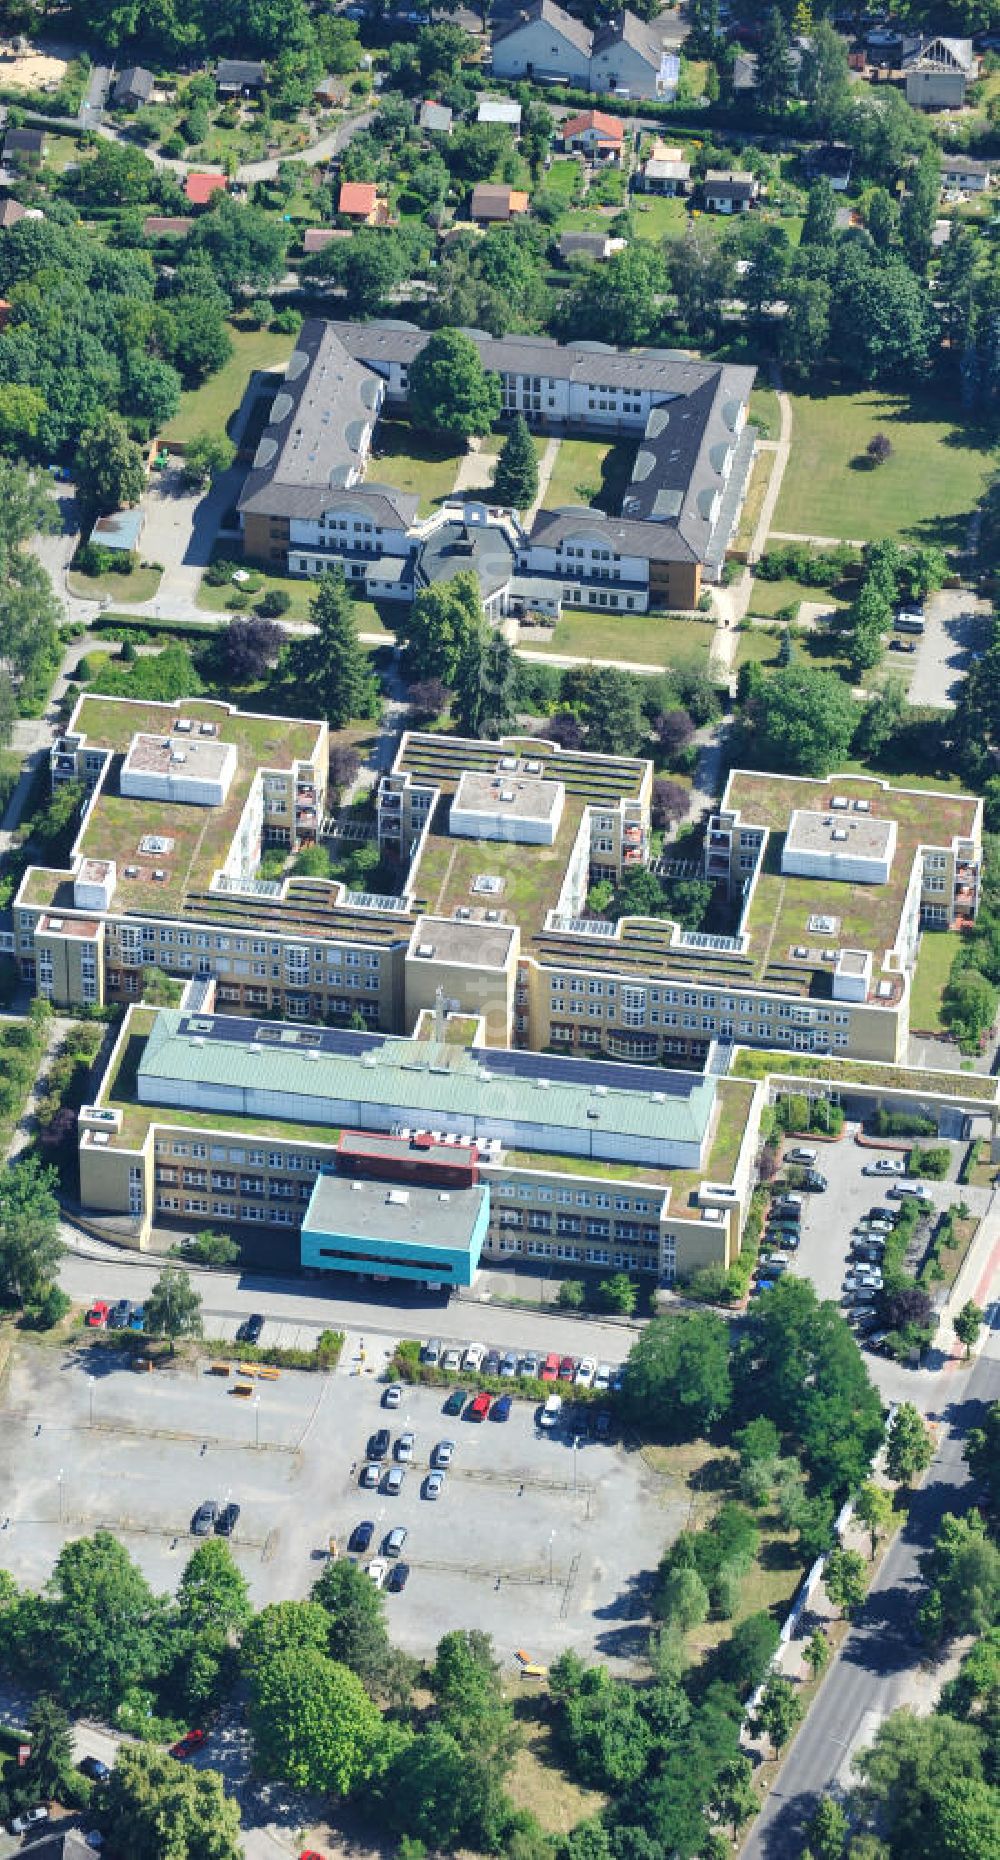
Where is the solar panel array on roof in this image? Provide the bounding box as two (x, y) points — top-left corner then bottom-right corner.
(468, 1045), (699, 1098)
(176, 1013), (389, 1061)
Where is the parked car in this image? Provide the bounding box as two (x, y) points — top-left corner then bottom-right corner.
(889, 637), (916, 653)
(169, 1730), (206, 1761)
(441, 1347), (462, 1373)
(395, 1430), (415, 1462)
(575, 1357), (597, 1388)
(890, 1184), (929, 1202)
(482, 1350), (501, 1376)
(424, 1470), (445, 1499)
(462, 1343), (485, 1372)
(540, 1394), (563, 1429)
(491, 1394), (512, 1422)
(786, 1146), (817, 1164)
(85, 1301), (110, 1328)
(360, 1463), (380, 1488)
(558, 1355), (576, 1381)
(421, 1338), (442, 1366)
(540, 1353), (560, 1381)
(593, 1362), (612, 1392)
(11, 1807), (49, 1834)
(368, 1428), (390, 1461)
(802, 1171), (828, 1192)
(108, 1299), (132, 1329)
(237, 1313), (264, 1344)
(191, 1500), (218, 1536)
(384, 1384), (403, 1409)
(865, 1157), (906, 1176)
(468, 1392), (491, 1420)
(129, 1305), (145, 1332)
(520, 1353), (539, 1378)
(384, 1466), (405, 1496)
(443, 1387), (467, 1416)
(499, 1352), (519, 1378)
(384, 1526), (408, 1557)
(610, 1366), (624, 1393)
(387, 1561), (410, 1592)
(349, 1520), (374, 1554)
(215, 1501), (240, 1537)
(367, 1558), (389, 1588)
(78, 1757), (111, 1784)
(433, 1439), (455, 1467)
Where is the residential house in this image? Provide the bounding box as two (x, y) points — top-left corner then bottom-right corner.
(477, 95), (522, 130)
(0, 197), (27, 230)
(215, 58), (267, 96)
(638, 139), (689, 193)
(418, 99), (453, 134)
(185, 171), (227, 208)
(492, 0), (593, 88)
(557, 229), (627, 261)
(111, 65), (155, 109)
(702, 170), (757, 213)
(803, 142), (854, 191)
(866, 27), (922, 69)
(941, 154), (993, 191)
(3, 127), (45, 168)
(560, 109), (625, 160)
(470, 182), (530, 222)
(904, 36), (977, 107)
(314, 74), (341, 106)
(492, 0), (676, 99)
(92, 509), (144, 554)
(338, 180), (381, 222)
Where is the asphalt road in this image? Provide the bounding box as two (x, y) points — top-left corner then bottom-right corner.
(741, 1320), (1000, 1859)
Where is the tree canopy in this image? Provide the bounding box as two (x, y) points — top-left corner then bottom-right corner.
(407, 329), (502, 441)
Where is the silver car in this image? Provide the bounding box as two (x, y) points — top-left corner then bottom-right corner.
(424, 1470), (445, 1500)
(385, 1466), (405, 1495)
(433, 1439), (455, 1468)
(395, 1431), (415, 1463)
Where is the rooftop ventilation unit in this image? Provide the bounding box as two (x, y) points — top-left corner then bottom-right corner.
(170, 749), (187, 764)
(854, 798), (871, 812)
(485, 909), (500, 922)
(455, 907), (471, 920)
(537, 1078), (550, 1090)
(498, 756), (516, 771)
(152, 870), (166, 881)
(593, 1084), (608, 1097)
(651, 1091), (665, 1103)
(417, 943), (435, 958)
(174, 719), (192, 733)
(49, 918), (63, 931)
(499, 788), (515, 803)
(832, 828), (848, 842)
(831, 795), (849, 809)
(190, 1037), (205, 1048)
(92, 1131), (109, 1146)
(387, 1188), (410, 1206)
(438, 1192), (450, 1203)
(524, 759), (541, 773)
(200, 722), (217, 736)
(877, 980), (893, 1000)
(124, 866), (139, 877)
(362, 1052), (378, 1067)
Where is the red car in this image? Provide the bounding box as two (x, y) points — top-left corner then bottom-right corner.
(300, 1852), (326, 1859)
(540, 1353), (560, 1381)
(468, 1392), (491, 1421)
(85, 1301), (110, 1329)
(169, 1729), (206, 1760)
(558, 1356), (576, 1381)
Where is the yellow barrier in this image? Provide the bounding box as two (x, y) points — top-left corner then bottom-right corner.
(256, 1364), (280, 1380)
(209, 1362), (231, 1377)
(231, 1383), (254, 1399)
(237, 1363), (258, 1379)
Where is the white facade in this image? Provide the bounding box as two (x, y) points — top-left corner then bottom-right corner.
(450, 773), (565, 846)
(120, 737), (238, 809)
(492, 16), (591, 85)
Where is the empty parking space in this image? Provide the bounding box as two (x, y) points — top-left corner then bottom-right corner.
(0, 1338), (677, 1668)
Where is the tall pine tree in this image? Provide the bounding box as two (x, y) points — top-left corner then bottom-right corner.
(491, 414), (538, 510)
(289, 569), (379, 727)
(756, 8), (795, 112)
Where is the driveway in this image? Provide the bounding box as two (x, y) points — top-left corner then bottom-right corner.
(130, 463), (247, 620)
(905, 586), (991, 709)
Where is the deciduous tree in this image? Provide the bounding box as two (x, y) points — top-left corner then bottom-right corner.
(103, 1743), (242, 1860)
(145, 1265), (203, 1354)
(855, 1482), (894, 1560)
(824, 1546), (868, 1618)
(622, 1311), (732, 1439)
(407, 329), (501, 441)
(885, 1402), (932, 1487)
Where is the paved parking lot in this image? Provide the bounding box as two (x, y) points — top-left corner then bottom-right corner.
(776, 1130), (991, 1310)
(905, 587), (992, 709)
(0, 1337), (676, 1670)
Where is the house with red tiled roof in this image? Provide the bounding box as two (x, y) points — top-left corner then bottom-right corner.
(338, 180), (380, 223)
(560, 109), (625, 160)
(184, 171), (227, 208)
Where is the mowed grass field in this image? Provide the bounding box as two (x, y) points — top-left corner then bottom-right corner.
(773, 388), (996, 545)
(910, 928), (962, 1034)
(538, 609), (715, 672)
(162, 325), (296, 445)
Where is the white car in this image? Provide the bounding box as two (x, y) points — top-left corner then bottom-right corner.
(424, 1470), (445, 1500)
(441, 1348), (462, 1373)
(367, 1558), (389, 1589)
(11, 1810), (49, 1835)
(433, 1439), (455, 1468)
(575, 1358), (596, 1388)
(462, 1343), (485, 1372)
(593, 1362), (612, 1392)
(384, 1383), (403, 1409)
(864, 1158), (905, 1176)
(396, 1430), (415, 1463)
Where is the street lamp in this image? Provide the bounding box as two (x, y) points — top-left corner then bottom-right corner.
(548, 1528), (556, 1586)
(57, 1468), (64, 1526)
(253, 1396), (261, 1451)
(573, 1435), (580, 1496)
(88, 1374), (96, 1428)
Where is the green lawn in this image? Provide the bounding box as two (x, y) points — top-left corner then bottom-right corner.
(749, 385), (780, 440)
(631, 192), (691, 242)
(368, 422), (465, 517)
(67, 564), (162, 605)
(747, 576), (849, 619)
(544, 157), (584, 205)
(735, 625), (783, 671)
(539, 609), (714, 672)
(909, 929), (962, 1035)
(543, 436), (635, 512)
(198, 568), (391, 636)
(162, 326), (296, 446)
(773, 388), (996, 547)
(734, 449), (774, 550)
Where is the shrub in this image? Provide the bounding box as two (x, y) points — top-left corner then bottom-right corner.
(558, 1278), (586, 1310)
(256, 588), (291, 618)
(913, 1145), (949, 1180)
(872, 1108), (936, 1138)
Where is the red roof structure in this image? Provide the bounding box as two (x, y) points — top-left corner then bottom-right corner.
(184, 171), (227, 207)
(338, 180), (378, 218)
(561, 109), (625, 143)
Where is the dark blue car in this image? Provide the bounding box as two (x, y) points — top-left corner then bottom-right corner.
(491, 1394), (512, 1422)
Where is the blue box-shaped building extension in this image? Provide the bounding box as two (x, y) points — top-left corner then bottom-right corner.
(301, 1171), (489, 1287)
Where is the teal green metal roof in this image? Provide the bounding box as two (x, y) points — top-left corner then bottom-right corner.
(137, 1014), (716, 1156)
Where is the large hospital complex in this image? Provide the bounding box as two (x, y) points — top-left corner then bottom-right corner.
(8, 688), (984, 1288)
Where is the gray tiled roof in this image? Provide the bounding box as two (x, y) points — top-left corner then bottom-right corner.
(492, 0), (594, 58)
(416, 518), (515, 599)
(592, 10), (663, 69)
(329, 319), (736, 397)
(216, 58), (266, 84)
(238, 320), (390, 517)
(528, 505), (700, 564)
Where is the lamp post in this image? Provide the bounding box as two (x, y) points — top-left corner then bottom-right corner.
(253, 1396), (261, 1451)
(88, 1374), (96, 1429)
(548, 1528), (556, 1586)
(57, 1468), (64, 1526)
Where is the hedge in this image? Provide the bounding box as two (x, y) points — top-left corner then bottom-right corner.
(389, 1338), (611, 1405)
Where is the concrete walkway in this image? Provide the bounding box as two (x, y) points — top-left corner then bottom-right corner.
(526, 438), (561, 526)
(770, 530), (868, 549)
(748, 385), (792, 565)
(6, 1014), (73, 1161)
